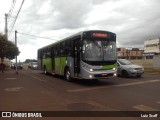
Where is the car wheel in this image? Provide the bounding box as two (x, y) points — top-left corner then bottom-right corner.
(137, 75), (141, 78)
(121, 70), (128, 77)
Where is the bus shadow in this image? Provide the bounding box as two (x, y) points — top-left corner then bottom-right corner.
(40, 72), (118, 87)
(71, 79), (117, 87)
(40, 72), (147, 88)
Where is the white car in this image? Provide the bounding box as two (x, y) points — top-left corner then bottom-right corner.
(28, 62), (38, 70)
(117, 59), (144, 77)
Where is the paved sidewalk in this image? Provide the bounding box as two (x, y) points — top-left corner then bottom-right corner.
(0, 69), (22, 78)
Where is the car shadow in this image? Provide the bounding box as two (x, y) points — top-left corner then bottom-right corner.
(117, 75), (144, 79)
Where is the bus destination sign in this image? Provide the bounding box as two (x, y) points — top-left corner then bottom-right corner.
(92, 33), (108, 38)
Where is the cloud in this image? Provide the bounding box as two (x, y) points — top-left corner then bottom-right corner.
(2, 0), (160, 61)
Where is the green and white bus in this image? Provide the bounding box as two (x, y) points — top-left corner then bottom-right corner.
(38, 30), (117, 81)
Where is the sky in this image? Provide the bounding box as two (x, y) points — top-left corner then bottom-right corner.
(0, 0), (160, 62)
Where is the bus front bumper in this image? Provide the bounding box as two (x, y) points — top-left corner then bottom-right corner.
(81, 68), (117, 79)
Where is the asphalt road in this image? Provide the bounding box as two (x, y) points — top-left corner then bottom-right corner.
(0, 68), (160, 120)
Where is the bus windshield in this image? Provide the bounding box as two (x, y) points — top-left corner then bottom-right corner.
(83, 39), (116, 62)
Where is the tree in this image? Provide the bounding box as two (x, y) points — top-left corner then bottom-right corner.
(0, 33), (20, 73)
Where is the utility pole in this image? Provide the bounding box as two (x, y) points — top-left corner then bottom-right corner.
(15, 30), (18, 74)
(159, 37), (160, 54)
(5, 13), (8, 39)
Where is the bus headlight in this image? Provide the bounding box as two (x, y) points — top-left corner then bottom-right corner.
(89, 75), (93, 78)
(83, 65), (93, 72)
(112, 68), (116, 70)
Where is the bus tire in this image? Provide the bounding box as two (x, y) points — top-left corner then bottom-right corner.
(92, 79), (98, 83)
(44, 66), (47, 75)
(65, 68), (72, 82)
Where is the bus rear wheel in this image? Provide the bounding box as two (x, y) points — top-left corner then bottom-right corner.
(44, 66), (47, 75)
(65, 68), (72, 82)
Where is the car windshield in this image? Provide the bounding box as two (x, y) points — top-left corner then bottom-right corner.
(82, 39), (117, 61)
(118, 59), (132, 65)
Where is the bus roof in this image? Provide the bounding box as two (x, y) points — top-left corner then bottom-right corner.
(38, 30), (116, 51)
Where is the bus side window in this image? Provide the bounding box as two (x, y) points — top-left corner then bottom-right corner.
(66, 40), (73, 56)
(61, 42), (66, 56)
(42, 49), (46, 59)
(51, 46), (55, 58)
(56, 44), (61, 57)
(45, 47), (51, 58)
(54, 45), (57, 57)
(38, 50), (43, 59)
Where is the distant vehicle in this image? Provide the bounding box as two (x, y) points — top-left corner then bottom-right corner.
(11, 63), (23, 69)
(28, 62), (38, 70)
(117, 59), (144, 77)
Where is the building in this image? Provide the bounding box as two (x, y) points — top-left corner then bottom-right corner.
(144, 38), (160, 59)
(117, 48), (143, 59)
(0, 58), (11, 70)
(117, 48), (127, 59)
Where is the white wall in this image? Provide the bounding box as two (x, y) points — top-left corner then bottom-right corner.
(153, 55), (160, 70)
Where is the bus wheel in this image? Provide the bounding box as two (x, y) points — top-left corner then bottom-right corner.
(65, 68), (72, 82)
(44, 69), (47, 75)
(44, 67), (47, 75)
(93, 79), (98, 83)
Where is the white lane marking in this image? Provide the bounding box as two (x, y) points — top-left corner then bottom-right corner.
(133, 105), (159, 111)
(157, 101), (160, 104)
(87, 101), (106, 108)
(21, 71), (45, 82)
(86, 101), (117, 111)
(5, 78), (17, 80)
(29, 75), (45, 82)
(67, 79), (160, 92)
(5, 87), (23, 92)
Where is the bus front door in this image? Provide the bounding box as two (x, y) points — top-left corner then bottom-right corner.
(74, 39), (80, 77)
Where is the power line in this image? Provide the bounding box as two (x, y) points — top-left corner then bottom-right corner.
(8, 0), (17, 22)
(17, 31), (58, 41)
(9, 0), (25, 36)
